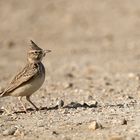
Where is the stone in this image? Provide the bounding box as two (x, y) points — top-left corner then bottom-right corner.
(128, 73), (135, 78)
(3, 127), (17, 136)
(56, 100), (64, 108)
(88, 121), (102, 130)
(14, 129), (24, 137)
(121, 118), (127, 125)
(64, 82), (73, 89)
(88, 100), (98, 107)
(87, 95), (93, 100)
(52, 131), (59, 135)
(65, 73), (74, 78)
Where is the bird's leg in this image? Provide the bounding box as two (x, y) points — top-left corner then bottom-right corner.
(18, 96), (27, 113)
(26, 96), (39, 111)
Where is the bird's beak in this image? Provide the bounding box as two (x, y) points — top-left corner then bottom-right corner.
(43, 49), (51, 56)
(44, 50), (51, 53)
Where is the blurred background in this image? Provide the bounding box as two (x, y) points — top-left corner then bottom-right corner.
(0, 0), (140, 76)
(0, 0), (140, 95)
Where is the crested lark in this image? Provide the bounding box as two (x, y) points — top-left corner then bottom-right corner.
(0, 40), (51, 112)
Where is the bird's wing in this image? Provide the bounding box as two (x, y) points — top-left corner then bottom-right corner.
(1, 64), (39, 96)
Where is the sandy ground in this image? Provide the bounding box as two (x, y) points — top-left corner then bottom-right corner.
(0, 0), (140, 140)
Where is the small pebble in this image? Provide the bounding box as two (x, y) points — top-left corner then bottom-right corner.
(52, 131), (59, 135)
(121, 118), (127, 125)
(3, 127), (17, 136)
(88, 100), (98, 107)
(56, 100), (64, 108)
(14, 129), (24, 137)
(62, 109), (70, 114)
(87, 95), (93, 100)
(88, 121), (102, 130)
(105, 82), (111, 86)
(128, 73), (135, 78)
(64, 83), (73, 89)
(108, 88), (115, 92)
(65, 73), (74, 78)
(126, 95), (133, 99)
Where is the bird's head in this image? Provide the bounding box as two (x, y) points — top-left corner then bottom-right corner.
(27, 40), (51, 63)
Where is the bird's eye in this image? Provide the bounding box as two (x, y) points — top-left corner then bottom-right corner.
(34, 51), (38, 54)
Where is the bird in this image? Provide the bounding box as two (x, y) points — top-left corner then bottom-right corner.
(0, 40), (51, 112)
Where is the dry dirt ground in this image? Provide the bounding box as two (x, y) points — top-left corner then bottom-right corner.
(1, 0), (140, 140)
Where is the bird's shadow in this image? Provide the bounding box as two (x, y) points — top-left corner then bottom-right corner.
(0, 102), (97, 114)
(0, 102), (126, 114)
(12, 101), (98, 114)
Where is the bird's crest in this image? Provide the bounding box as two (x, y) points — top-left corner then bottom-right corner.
(30, 40), (42, 51)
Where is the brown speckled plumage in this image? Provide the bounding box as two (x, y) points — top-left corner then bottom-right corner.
(0, 40), (51, 112)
